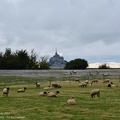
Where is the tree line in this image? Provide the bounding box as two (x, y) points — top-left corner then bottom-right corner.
(0, 48), (50, 69)
(0, 48), (89, 70)
(0, 48), (109, 70)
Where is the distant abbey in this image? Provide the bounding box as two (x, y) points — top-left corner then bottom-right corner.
(49, 50), (67, 68)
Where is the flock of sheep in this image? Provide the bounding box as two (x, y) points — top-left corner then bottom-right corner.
(2, 72), (120, 106)
(3, 87), (27, 97)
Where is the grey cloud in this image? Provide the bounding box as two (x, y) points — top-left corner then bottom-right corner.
(80, 33), (120, 45)
(0, 0), (120, 62)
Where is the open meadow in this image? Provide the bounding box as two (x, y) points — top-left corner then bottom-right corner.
(0, 70), (120, 120)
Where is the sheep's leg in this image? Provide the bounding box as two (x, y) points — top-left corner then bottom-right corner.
(97, 93), (100, 97)
(91, 94), (95, 98)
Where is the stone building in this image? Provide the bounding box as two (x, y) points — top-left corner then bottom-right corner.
(49, 50), (67, 68)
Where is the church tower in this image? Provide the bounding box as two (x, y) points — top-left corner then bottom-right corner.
(55, 50), (59, 56)
(49, 50), (67, 68)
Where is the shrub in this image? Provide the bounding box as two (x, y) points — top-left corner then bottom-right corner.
(98, 63), (110, 69)
(64, 58), (88, 69)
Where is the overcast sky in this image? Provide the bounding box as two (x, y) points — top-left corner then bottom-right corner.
(0, 0), (120, 63)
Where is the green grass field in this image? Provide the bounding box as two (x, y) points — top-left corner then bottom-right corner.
(0, 76), (120, 120)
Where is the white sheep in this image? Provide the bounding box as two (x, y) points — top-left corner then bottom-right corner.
(73, 78), (80, 83)
(51, 83), (61, 88)
(102, 73), (109, 78)
(91, 89), (100, 98)
(17, 87), (27, 93)
(36, 82), (40, 87)
(79, 82), (87, 87)
(3, 87), (10, 97)
(90, 79), (98, 85)
(44, 86), (53, 90)
(84, 80), (89, 84)
(107, 82), (119, 88)
(103, 79), (109, 83)
(47, 91), (60, 97)
(38, 91), (47, 96)
(67, 97), (76, 105)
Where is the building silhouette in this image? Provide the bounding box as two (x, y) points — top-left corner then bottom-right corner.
(49, 50), (67, 68)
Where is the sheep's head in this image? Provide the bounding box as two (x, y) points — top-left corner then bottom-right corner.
(71, 97), (76, 100)
(56, 91), (60, 94)
(44, 91), (47, 94)
(24, 87), (27, 90)
(107, 83), (111, 88)
(91, 94), (94, 98)
(111, 82), (113, 84)
(7, 87), (10, 90)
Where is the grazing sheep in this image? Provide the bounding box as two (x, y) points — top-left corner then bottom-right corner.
(107, 82), (113, 88)
(3, 87), (9, 97)
(36, 82), (40, 88)
(67, 97), (76, 105)
(102, 73), (109, 77)
(73, 78), (80, 83)
(103, 79), (110, 83)
(79, 82), (83, 87)
(44, 86), (53, 90)
(47, 91), (60, 97)
(79, 82), (87, 87)
(90, 79), (98, 86)
(91, 89), (100, 98)
(107, 82), (119, 88)
(110, 82), (113, 84)
(84, 80), (89, 84)
(52, 83), (61, 88)
(17, 87), (27, 93)
(38, 91), (47, 96)
(102, 73), (109, 80)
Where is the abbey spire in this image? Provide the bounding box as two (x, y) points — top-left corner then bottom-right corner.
(55, 49), (59, 56)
